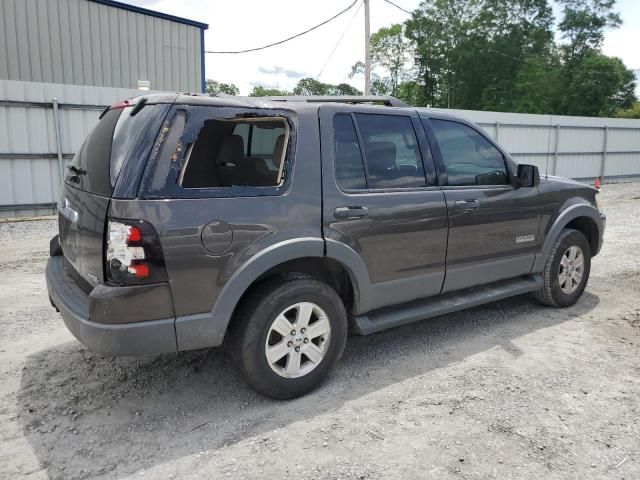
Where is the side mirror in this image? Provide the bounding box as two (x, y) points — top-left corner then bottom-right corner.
(516, 164), (540, 188)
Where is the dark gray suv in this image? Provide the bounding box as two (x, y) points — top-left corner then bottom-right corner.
(46, 94), (605, 399)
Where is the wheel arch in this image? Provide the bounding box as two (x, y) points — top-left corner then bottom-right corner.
(174, 238), (372, 351)
(532, 202), (604, 273)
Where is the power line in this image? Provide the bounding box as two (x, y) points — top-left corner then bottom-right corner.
(317, 0), (364, 79)
(205, 0), (360, 54)
(382, 0), (412, 15)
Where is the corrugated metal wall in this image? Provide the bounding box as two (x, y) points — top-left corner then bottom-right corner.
(0, 79), (163, 217)
(1, 80), (639, 218)
(432, 108), (640, 180)
(0, 0), (204, 92)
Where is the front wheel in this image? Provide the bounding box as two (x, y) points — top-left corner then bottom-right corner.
(533, 228), (591, 307)
(229, 277), (348, 399)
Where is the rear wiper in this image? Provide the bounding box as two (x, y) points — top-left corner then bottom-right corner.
(67, 165), (86, 183)
(130, 97), (148, 117)
(68, 165), (87, 175)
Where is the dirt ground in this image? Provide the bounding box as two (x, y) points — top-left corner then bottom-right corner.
(0, 182), (639, 480)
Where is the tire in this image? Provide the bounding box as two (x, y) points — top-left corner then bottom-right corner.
(533, 228), (591, 308)
(228, 276), (348, 399)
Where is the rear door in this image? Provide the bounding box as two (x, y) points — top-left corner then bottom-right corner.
(421, 116), (541, 293)
(58, 102), (168, 286)
(320, 105), (448, 312)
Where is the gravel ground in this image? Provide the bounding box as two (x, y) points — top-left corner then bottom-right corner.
(0, 182), (639, 480)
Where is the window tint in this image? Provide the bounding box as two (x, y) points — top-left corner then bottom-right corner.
(66, 107), (122, 196)
(430, 119), (508, 186)
(333, 114), (366, 190)
(180, 117), (288, 188)
(354, 114), (426, 189)
(109, 104), (164, 187)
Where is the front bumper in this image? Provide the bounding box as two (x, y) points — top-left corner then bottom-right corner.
(46, 255), (178, 355)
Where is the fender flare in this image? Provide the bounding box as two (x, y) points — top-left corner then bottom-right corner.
(213, 237), (326, 319)
(532, 202), (604, 272)
(324, 238), (372, 315)
(174, 237), (374, 351)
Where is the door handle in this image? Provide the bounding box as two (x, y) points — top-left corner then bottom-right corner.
(334, 206), (369, 219)
(454, 199), (480, 211)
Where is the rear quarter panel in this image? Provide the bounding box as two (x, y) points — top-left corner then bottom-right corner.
(108, 106), (323, 318)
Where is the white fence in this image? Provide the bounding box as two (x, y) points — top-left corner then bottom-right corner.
(0, 79), (161, 217)
(1, 79), (639, 217)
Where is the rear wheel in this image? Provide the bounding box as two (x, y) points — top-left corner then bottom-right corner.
(229, 276), (348, 399)
(533, 228), (591, 307)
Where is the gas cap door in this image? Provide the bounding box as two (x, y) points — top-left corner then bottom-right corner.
(201, 220), (233, 254)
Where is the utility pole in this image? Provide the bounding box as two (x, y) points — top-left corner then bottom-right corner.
(364, 0), (371, 95)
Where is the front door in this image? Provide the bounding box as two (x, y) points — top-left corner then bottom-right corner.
(423, 116), (541, 293)
(320, 105), (448, 312)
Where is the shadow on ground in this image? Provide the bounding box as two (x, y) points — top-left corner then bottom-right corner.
(17, 292), (599, 479)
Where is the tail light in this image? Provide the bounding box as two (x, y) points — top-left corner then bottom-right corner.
(105, 219), (167, 285)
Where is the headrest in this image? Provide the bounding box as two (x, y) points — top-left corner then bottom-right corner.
(217, 134), (244, 166)
(365, 141), (397, 176)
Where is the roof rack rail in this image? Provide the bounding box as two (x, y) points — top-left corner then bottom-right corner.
(255, 95), (408, 108)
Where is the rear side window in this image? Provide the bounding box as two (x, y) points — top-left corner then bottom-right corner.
(332, 113), (427, 191)
(355, 114), (426, 189)
(430, 119), (508, 186)
(180, 117), (288, 188)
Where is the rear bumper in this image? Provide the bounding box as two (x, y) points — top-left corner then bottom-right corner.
(46, 255), (178, 356)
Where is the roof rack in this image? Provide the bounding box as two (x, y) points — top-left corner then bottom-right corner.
(254, 95), (408, 108)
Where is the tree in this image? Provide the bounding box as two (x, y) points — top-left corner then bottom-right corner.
(291, 78), (362, 96)
(558, 0), (622, 64)
(405, 0), (555, 110)
(616, 102), (640, 119)
(554, 0), (635, 115)
(370, 24), (413, 96)
(331, 83), (362, 95)
(349, 61), (391, 95)
(205, 79), (239, 96)
(293, 78), (330, 95)
(562, 52), (636, 116)
(510, 54), (562, 114)
(249, 86), (290, 96)
(395, 80), (427, 106)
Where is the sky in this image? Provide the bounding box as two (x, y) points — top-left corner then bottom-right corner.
(127, 0), (640, 95)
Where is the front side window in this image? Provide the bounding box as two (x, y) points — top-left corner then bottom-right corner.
(430, 119), (508, 186)
(332, 113), (427, 191)
(180, 117), (288, 188)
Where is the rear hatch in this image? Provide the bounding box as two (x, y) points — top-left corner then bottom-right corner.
(58, 99), (169, 286)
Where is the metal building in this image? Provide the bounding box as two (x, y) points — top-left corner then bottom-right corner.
(0, 0), (208, 92)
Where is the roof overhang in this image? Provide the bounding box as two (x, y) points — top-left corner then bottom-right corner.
(88, 0), (209, 30)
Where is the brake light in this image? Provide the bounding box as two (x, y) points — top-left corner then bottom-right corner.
(105, 219), (167, 285)
(127, 226), (142, 242)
